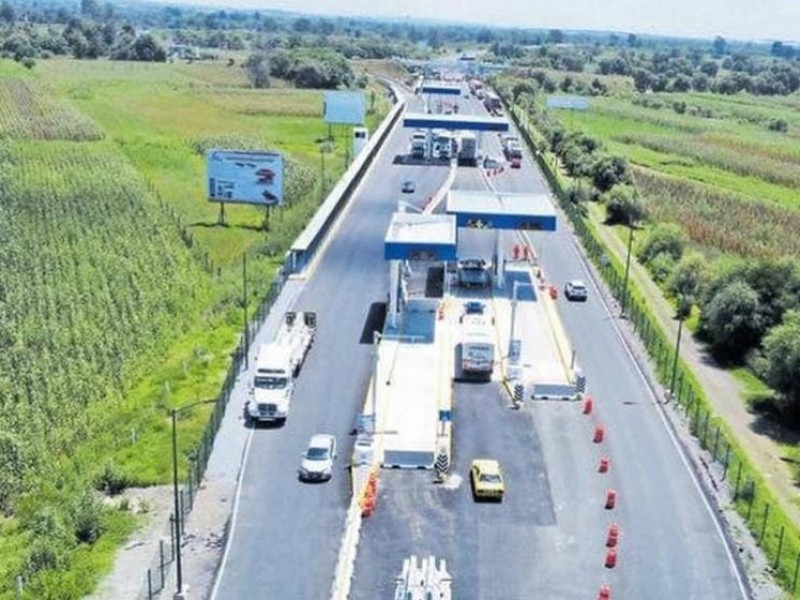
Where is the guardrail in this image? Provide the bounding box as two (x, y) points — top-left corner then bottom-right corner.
(287, 81), (406, 274)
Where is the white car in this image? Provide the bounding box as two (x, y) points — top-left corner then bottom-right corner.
(564, 280), (589, 302)
(299, 434), (337, 482)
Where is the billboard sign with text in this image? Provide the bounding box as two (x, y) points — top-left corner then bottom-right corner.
(206, 150), (284, 206)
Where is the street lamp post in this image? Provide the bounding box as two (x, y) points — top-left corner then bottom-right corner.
(170, 399), (218, 599)
(370, 331), (382, 435)
(669, 296), (690, 403)
(620, 217), (635, 318)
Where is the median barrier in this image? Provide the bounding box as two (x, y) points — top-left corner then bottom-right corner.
(288, 80), (406, 274)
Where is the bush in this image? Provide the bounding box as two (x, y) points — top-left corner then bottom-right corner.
(72, 491), (106, 544)
(647, 251), (676, 284)
(94, 461), (130, 496)
(637, 222), (687, 265)
(667, 251), (710, 301)
(604, 185), (646, 225)
(698, 280), (763, 363)
(591, 155), (630, 193)
(763, 310), (800, 408)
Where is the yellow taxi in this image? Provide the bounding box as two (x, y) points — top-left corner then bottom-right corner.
(470, 459), (505, 502)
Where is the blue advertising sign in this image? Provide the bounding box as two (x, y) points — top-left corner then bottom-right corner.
(206, 150), (284, 206)
(546, 95), (590, 110)
(324, 91), (366, 125)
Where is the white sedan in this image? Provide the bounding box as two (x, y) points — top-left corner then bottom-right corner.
(299, 434), (337, 482)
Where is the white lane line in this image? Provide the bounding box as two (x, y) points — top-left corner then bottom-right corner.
(563, 232), (750, 599)
(209, 424), (255, 600)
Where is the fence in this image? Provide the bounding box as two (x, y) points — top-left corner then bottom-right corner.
(504, 96), (800, 596)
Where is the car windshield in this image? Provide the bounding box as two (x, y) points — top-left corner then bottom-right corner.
(254, 375), (287, 389)
(306, 447), (330, 461)
(480, 473), (502, 484)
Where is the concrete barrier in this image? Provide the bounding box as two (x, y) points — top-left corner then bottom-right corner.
(287, 81), (406, 274)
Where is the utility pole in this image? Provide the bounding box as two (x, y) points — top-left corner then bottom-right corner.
(620, 217), (635, 318)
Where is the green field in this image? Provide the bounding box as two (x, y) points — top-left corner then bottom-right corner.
(558, 92), (800, 260)
(0, 57), (389, 598)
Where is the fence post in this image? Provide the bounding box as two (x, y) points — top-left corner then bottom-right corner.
(712, 426), (721, 460)
(733, 461), (743, 499)
(775, 525), (785, 570)
(747, 486), (756, 521)
(760, 503), (770, 543)
(147, 569), (153, 599)
(793, 550), (800, 592)
(159, 539), (166, 588)
(722, 444), (731, 480)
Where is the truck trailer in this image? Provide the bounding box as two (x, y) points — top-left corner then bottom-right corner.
(246, 311), (317, 424)
(457, 132), (478, 166)
(457, 314), (495, 382)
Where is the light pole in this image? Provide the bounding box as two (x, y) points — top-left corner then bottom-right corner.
(509, 281), (534, 369)
(370, 331), (382, 435)
(170, 398), (218, 599)
(620, 216), (635, 318)
(669, 296), (691, 403)
(242, 253), (249, 370)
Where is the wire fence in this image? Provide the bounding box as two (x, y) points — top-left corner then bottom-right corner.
(506, 97), (800, 596)
(137, 274), (283, 600)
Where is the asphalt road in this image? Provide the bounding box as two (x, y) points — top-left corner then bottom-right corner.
(212, 92), (452, 599)
(350, 93), (748, 598)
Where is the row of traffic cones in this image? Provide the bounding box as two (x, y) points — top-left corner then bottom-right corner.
(583, 394), (620, 598)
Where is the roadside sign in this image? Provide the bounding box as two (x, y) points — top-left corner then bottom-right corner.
(546, 95), (590, 110)
(324, 91), (366, 125)
(509, 339), (522, 364)
(206, 149), (284, 206)
(438, 409), (453, 422)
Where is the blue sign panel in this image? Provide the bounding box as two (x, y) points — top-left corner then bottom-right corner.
(546, 95), (590, 110)
(384, 242), (458, 261)
(453, 212), (556, 232)
(324, 91), (366, 125)
(438, 409), (453, 422)
(207, 150), (284, 205)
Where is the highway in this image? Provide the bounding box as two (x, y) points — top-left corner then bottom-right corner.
(211, 91), (451, 598)
(349, 92), (748, 597)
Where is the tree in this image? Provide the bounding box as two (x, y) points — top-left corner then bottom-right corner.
(712, 35), (727, 56)
(604, 185), (646, 225)
(0, 1), (15, 23)
(667, 251), (709, 301)
(244, 52), (270, 88)
(132, 34), (166, 61)
(632, 68), (652, 93)
(547, 29), (564, 44)
(699, 60), (719, 77)
(698, 280), (762, 362)
(763, 310), (800, 408)
(590, 155), (629, 193)
(637, 222), (687, 264)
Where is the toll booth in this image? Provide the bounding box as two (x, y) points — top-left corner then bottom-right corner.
(445, 190), (557, 287)
(402, 113), (509, 162)
(384, 213), (457, 329)
(420, 82), (461, 114)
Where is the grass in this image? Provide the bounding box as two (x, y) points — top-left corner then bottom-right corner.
(0, 56), (391, 598)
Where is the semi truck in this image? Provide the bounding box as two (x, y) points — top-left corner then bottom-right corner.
(246, 311), (317, 424)
(502, 135), (522, 160)
(457, 132), (478, 166)
(457, 314), (495, 382)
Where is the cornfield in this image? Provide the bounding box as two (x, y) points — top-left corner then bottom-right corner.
(634, 166), (800, 259)
(0, 137), (207, 483)
(0, 79), (103, 141)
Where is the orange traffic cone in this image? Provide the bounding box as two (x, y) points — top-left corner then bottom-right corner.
(583, 396), (594, 414)
(593, 425), (605, 443)
(606, 523), (619, 547)
(605, 547), (618, 569)
(598, 457), (610, 473)
(597, 584), (611, 599)
(605, 489), (617, 510)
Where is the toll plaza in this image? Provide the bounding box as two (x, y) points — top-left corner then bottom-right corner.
(361, 190), (576, 470)
(419, 82), (461, 114)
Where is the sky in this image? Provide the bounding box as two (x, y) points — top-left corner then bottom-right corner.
(176, 0), (800, 43)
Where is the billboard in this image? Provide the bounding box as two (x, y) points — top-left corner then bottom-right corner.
(324, 91), (366, 125)
(206, 150), (284, 206)
(546, 95), (590, 110)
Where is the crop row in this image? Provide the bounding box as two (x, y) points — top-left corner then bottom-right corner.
(0, 139), (208, 504)
(634, 166), (800, 259)
(0, 79), (103, 141)
(205, 88), (323, 117)
(617, 132), (800, 190)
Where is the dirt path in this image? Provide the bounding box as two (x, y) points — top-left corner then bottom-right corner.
(586, 204), (800, 527)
